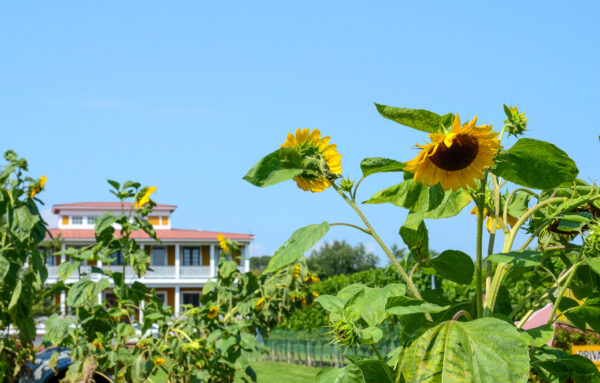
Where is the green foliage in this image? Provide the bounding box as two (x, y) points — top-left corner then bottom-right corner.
(493, 138), (579, 190)
(243, 147), (304, 187)
(374, 103), (454, 134)
(264, 222), (329, 273)
(0, 151), (49, 382)
(307, 240), (378, 280)
(399, 318), (531, 383)
(359, 157), (405, 178)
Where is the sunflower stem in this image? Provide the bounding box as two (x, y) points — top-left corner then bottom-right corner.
(331, 183), (428, 311)
(475, 173), (487, 319)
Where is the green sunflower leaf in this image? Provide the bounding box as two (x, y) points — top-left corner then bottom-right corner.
(363, 180), (445, 212)
(399, 317), (530, 383)
(492, 138), (579, 190)
(424, 250), (474, 285)
(374, 103), (453, 133)
(316, 365), (365, 383)
(243, 147), (305, 187)
(359, 157), (405, 177)
(486, 250), (542, 268)
(399, 213), (429, 260)
(264, 222), (329, 274)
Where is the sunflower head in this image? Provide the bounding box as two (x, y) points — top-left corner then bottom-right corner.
(504, 105), (528, 137)
(217, 234), (231, 254)
(29, 175), (47, 199)
(292, 264), (301, 279)
(91, 340), (103, 350)
(135, 186), (157, 209)
(153, 357), (166, 367)
(256, 297), (265, 310)
(330, 318), (359, 349)
(281, 128), (342, 193)
(207, 305), (219, 320)
(404, 114), (501, 191)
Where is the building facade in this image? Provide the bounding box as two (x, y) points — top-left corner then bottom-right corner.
(46, 202), (253, 316)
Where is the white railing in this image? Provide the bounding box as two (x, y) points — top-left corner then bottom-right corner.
(145, 266), (176, 279)
(180, 266), (211, 278)
(46, 265), (215, 280)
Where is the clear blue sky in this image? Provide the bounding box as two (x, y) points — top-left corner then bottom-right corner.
(2, 2), (598, 263)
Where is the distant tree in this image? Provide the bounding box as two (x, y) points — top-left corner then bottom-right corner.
(250, 255), (271, 274)
(307, 240), (378, 279)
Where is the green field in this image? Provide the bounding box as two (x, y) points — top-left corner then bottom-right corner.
(235, 361), (319, 383)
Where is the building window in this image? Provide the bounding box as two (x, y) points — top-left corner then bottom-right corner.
(155, 291), (167, 305)
(45, 254), (57, 266)
(182, 292), (200, 308)
(72, 216), (83, 225)
(148, 216), (160, 225)
(151, 247), (166, 266)
(111, 251), (125, 265)
(162, 216), (169, 225)
(87, 216), (96, 225)
(182, 247), (200, 266)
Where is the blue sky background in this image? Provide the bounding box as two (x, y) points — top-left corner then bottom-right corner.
(2, 2), (598, 263)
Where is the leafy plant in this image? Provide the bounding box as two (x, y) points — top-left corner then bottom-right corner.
(245, 104), (600, 382)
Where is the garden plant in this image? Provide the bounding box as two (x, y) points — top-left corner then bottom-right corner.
(244, 104), (600, 382)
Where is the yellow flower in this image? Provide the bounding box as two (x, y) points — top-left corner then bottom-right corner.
(153, 357), (166, 367)
(305, 272), (320, 284)
(404, 114), (501, 191)
(256, 297), (265, 310)
(207, 305), (219, 320)
(281, 128), (342, 193)
(312, 291), (319, 298)
(292, 264), (301, 279)
(29, 175), (47, 199)
(217, 234), (231, 254)
(135, 186), (157, 209)
(91, 340), (103, 350)
(470, 207), (518, 233)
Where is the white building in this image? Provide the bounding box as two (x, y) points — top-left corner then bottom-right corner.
(46, 202), (253, 315)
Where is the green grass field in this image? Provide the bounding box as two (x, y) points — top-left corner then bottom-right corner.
(235, 361), (319, 383)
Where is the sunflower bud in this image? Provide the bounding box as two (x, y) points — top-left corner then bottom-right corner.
(340, 178), (354, 192)
(584, 220), (600, 257)
(503, 105), (528, 138)
(330, 319), (359, 348)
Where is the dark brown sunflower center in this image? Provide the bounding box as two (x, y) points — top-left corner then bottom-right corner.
(429, 134), (479, 171)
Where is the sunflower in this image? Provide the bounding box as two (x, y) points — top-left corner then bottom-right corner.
(135, 186), (157, 209)
(29, 175), (47, 199)
(153, 357), (166, 367)
(404, 114), (501, 191)
(256, 297), (265, 310)
(281, 128), (342, 192)
(217, 234), (231, 254)
(207, 306), (219, 320)
(470, 207), (518, 233)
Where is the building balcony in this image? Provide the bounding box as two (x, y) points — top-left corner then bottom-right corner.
(46, 263), (247, 282)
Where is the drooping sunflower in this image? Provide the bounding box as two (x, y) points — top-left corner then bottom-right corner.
(29, 175), (47, 199)
(256, 297), (265, 310)
(135, 186), (157, 209)
(404, 114), (501, 191)
(217, 233), (231, 254)
(281, 128), (342, 192)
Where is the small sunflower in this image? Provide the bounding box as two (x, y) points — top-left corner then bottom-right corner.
(29, 175), (47, 199)
(135, 186), (157, 209)
(470, 207), (518, 233)
(281, 128), (342, 193)
(91, 340), (103, 350)
(217, 234), (231, 254)
(292, 264), (301, 279)
(256, 297), (265, 310)
(153, 357), (166, 367)
(207, 305), (219, 320)
(404, 114), (501, 191)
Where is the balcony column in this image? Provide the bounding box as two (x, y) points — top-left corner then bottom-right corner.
(243, 245), (250, 273)
(60, 244), (66, 315)
(139, 299), (145, 324)
(175, 244), (180, 279)
(174, 286), (180, 316)
(209, 244), (216, 277)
